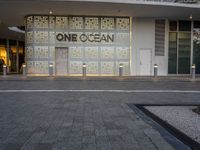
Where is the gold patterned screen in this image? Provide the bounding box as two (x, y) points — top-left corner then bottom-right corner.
(25, 15), (130, 75)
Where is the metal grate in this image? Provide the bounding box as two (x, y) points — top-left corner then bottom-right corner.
(155, 20), (165, 56)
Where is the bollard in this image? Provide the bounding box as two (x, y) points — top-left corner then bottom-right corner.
(192, 64), (196, 80)
(3, 64), (6, 76)
(82, 63), (86, 77)
(22, 64), (26, 76)
(119, 63), (123, 76)
(49, 63), (53, 76)
(154, 64), (158, 78)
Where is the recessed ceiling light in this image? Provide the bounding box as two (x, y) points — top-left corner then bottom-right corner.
(189, 14), (192, 20)
(49, 10), (53, 15)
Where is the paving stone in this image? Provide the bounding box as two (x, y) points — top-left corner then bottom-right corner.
(81, 143), (96, 150)
(4, 143), (23, 150)
(0, 80), (195, 150)
(82, 129), (95, 136)
(121, 133), (141, 150)
(107, 129), (128, 136)
(27, 130), (46, 143)
(0, 144), (6, 150)
(144, 129), (175, 150)
(20, 143), (35, 150)
(16, 131), (33, 143)
(34, 143), (54, 150)
(82, 135), (95, 144)
(131, 130), (158, 150)
(41, 128), (60, 143)
(52, 142), (69, 150)
(95, 128), (107, 136)
(96, 136), (111, 150)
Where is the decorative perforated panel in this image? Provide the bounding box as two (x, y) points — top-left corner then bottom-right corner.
(85, 47), (98, 59)
(116, 18), (130, 30)
(35, 61), (48, 73)
(85, 17), (99, 30)
(56, 17), (68, 29)
(69, 61), (82, 74)
(34, 16), (48, 28)
(101, 18), (114, 30)
(34, 31), (48, 43)
(69, 47), (83, 59)
(86, 62), (99, 74)
(69, 17), (83, 29)
(26, 31), (33, 44)
(26, 46), (34, 59)
(101, 47), (114, 59)
(27, 16), (33, 28)
(49, 16), (55, 29)
(34, 46), (48, 59)
(101, 62), (114, 74)
(116, 47), (129, 59)
(25, 15), (130, 75)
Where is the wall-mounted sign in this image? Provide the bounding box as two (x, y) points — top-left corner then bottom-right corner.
(56, 33), (114, 43)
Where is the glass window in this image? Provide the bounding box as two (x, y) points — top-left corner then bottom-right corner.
(178, 33), (191, 74)
(193, 23), (200, 74)
(9, 40), (17, 72)
(19, 41), (25, 72)
(179, 21), (191, 31)
(194, 21), (200, 28)
(0, 39), (7, 72)
(169, 21), (177, 31)
(168, 32), (177, 74)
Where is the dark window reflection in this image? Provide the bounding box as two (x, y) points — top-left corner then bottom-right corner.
(169, 21), (177, 31)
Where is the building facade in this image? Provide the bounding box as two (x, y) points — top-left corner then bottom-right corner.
(1, 0), (200, 76)
(25, 16), (200, 76)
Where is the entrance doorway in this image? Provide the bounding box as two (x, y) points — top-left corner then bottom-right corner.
(55, 47), (68, 75)
(139, 49), (152, 75)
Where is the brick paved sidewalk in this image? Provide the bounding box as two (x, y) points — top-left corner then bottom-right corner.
(0, 79), (197, 150)
(0, 100), (189, 150)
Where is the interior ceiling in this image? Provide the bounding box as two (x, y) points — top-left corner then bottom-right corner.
(0, 0), (200, 40)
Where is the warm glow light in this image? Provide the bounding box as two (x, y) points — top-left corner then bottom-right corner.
(119, 64), (123, 68)
(0, 46), (7, 65)
(49, 10), (53, 15)
(154, 64), (158, 68)
(192, 64), (196, 69)
(189, 14), (193, 20)
(83, 63), (86, 67)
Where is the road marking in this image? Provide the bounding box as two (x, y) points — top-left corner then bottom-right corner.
(0, 90), (200, 93)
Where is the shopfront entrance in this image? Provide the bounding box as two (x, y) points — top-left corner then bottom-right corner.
(0, 39), (25, 73)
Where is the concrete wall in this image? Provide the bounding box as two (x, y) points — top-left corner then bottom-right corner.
(131, 18), (168, 76)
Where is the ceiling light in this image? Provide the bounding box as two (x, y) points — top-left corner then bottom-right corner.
(189, 14), (192, 20)
(49, 10), (53, 15)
